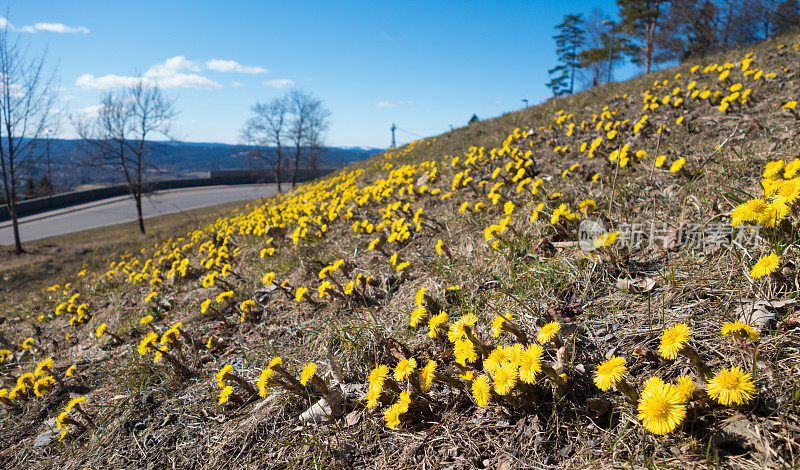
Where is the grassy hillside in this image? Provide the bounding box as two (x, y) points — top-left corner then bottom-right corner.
(2, 32), (800, 469)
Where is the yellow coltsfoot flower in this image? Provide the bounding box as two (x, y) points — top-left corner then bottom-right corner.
(593, 356), (627, 391)
(517, 344), (544, 384)
(637, 379), (686, 435)
(299, 363), (318, 386)
(658, 324), (691, 360)
(675, 375), (696, 402)
(492, 362), (518, 396)
(707, 366), (757, 406)
(721, 321), (759, 342)
(536, 322), (561, 345)
(419, 360), (437, 393)
(750, 253), (779, 279)
(472, 375), (491, 407)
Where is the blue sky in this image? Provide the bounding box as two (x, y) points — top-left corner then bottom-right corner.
(4, 0), (637, 148)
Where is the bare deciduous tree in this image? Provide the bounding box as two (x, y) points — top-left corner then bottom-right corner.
(74, 79), (177, 234)
(241, 96), (289, 192)
(286, 89), (330, 187)
(718, 0), (764, 47)
(304, 100), (331, 172)
(0, 25), (57, 254)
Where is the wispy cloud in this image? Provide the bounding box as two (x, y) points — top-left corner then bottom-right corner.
(263, 79), (295, 88)
(0, 17), (89, 34)
(205, 59), (267, 74)
(231, 81), (244, 88)
(76, 56), (223, 90)
(76, 73), (222, 90)
(76, 56), (275, 90)
(374, 100), (414, 108)
(145, 56), (200, 77)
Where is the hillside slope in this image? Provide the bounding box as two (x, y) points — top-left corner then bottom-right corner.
(2, 33), (800, 469)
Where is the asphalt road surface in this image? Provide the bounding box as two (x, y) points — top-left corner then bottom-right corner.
(0, 184), (279, 246)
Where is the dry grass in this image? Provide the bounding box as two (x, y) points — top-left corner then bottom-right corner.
(0, 200), (250, 305)
(2, 32), (800, 469)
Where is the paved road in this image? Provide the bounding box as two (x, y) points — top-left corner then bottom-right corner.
(0, 184), (279, 246)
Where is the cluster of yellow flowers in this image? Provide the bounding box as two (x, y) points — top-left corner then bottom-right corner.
(729, 155), (800, 278)
(215, 356), (327, 406)
(5, 38), (798, 456)
(538, 49), (792, 200)
(361, 280), (578, 429)
(0, 355), (76, 406)
(595, 322), (758, 435)
(55, 396), (93, 442)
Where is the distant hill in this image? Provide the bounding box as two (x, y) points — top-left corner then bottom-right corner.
(25, 139), (382, 192)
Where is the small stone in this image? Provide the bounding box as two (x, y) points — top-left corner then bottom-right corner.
(34, 429), (60, 447)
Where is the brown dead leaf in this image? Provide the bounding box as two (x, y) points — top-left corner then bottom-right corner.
(384, 338), (409, 362)
(344, 410), (361, 427)
(586, 398), (611, 418)
(545, 303), (582, 322)
(782, 311), (800, 331)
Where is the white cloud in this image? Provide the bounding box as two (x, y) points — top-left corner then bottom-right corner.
(33, 22), (90, 34)
(263, 79), (294, 88)
(150, 74), (222, 89)
(76, 72), (222, 90)
(0, 16), (89, 34)
(144, 56), (200, 78)
(205, 59), (267, 74)
(75, 56), (276, 91)
(76, 74), (139, 89)
(76, 56), (223, 90)
(374, 100), (414, 108)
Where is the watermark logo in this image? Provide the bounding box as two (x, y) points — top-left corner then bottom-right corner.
(577, 220), (761, 252)
(578, 219), (606, 252)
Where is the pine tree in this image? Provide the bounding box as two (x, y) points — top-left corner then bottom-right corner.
(686, 1), (719, 58)
(773, 0), (800, 36)
(24, 178), (36, 199)
(546, 14), (585, 96)
(37, 174), (53, 196)
(616, 0), (669, 73)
